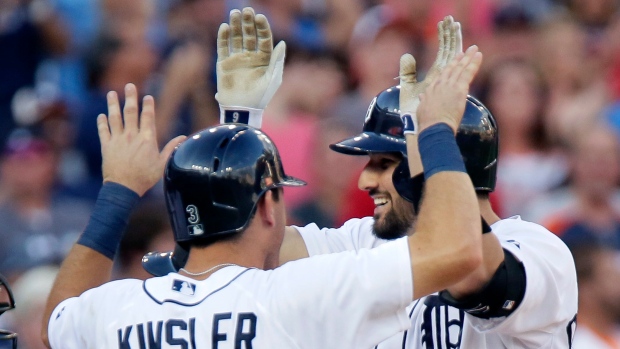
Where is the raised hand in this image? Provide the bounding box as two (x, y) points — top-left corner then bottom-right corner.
(97, 83), (186, 196)
(215, 7), (285, 112)
(417, 46), (483, 133)
(399, 16), (462, 116)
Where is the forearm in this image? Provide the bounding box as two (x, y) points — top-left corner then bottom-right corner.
(406, 125), (482, 298)
(42, 182), (139, 347)
(412, 172), (482, 278)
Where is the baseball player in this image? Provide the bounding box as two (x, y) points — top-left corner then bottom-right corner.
(146, 8), (577, 349)
(41, 36), (486, 349)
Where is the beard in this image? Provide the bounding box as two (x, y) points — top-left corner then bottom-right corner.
(372, 196), (416, 240)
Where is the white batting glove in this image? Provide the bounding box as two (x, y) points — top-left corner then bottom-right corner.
(399, 16), (463, 131)
(215, 7), (286, 128)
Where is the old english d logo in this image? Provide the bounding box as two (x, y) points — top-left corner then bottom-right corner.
(421, 296), (464, 349)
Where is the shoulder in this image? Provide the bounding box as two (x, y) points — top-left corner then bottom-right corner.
(80, 278), (144, 300)
(293, 216), (375, 232)
(493, 216), (575, 277)
(493, 216), (568, 247)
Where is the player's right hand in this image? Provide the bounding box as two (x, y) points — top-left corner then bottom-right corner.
(97, 83), (186, 196)
(416, 46), (483, 133)
(215, 7), (285, 111)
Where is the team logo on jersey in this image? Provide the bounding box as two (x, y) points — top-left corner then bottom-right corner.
(172, 279), (196, 296)
(420, 296), (464, 349)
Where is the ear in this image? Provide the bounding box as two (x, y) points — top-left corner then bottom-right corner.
(258, 190), (276, 228)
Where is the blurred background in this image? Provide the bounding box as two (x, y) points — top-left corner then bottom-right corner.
(1, 0), (620, 347)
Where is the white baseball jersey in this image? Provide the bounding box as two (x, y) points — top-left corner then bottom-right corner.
(296, 216), (578, 349)
(48, 238), (413, 349)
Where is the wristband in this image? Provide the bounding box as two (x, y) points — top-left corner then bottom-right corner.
(77, 182), (140, 260)
(219, 106), (264, 128)
(400, 113), (418, 135)
(418, 123), (466, 179)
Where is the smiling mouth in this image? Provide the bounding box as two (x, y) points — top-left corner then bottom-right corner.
(374, 197), (389, 207)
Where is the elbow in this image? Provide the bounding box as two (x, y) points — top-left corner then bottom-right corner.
(41, 310), (52, 348)
(42, 327), (51, 348)
(459, 220), (484, 275)
(457, 239), (483, 276)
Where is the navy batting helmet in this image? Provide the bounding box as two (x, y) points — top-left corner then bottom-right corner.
(143, 124), (305, 277)
(330, 85), (499, 200)
(165, 124), (305, 244)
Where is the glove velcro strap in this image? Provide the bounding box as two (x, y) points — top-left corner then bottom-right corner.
(400, 113), (418, 135)
(219, 106), (264, 128)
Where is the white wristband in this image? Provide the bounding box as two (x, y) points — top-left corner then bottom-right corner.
(219, 106), (265, 128)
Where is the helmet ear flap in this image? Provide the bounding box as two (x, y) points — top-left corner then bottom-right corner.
(392, 159), (425, 214)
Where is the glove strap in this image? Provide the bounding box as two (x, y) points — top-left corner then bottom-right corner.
(400, 113), (418, 135)
(220, 106), (264, 128)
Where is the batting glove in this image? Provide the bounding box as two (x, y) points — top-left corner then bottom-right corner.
(399, 16), (462, 118)
(215, 8), (286, 128)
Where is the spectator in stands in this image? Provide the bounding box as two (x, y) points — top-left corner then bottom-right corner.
(526, 125), (620, 250)
(0, 128), (91, 280)
(479, 58), (567, 217)
(570, 242), (620, 348)
(535, 15), (610, 147)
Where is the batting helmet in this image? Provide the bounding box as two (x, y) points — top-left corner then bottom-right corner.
(143, 124), (305, 277)
(330, 86), (499, 201)
(166, 124), (306, 244)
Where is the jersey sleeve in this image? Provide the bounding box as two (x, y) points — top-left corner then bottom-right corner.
(48, 279), (140, 348)
(265, 237), (413, 348)
(48, 288), (99, 348)
(292, 216), (381, 256)
(467, 219), (578, 347)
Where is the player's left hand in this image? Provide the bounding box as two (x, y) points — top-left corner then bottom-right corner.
(215, 7), (285, 111)
(399, 16), (462, 119)
(97, 83), (186, 196)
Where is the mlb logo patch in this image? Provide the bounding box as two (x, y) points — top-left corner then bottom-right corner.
(502, 300), (515, 310)
(188, 224), (204, 236)
(172, 279), (196, 296)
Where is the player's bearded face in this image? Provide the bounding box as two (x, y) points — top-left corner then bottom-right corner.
(360, 154), (417, 240)
(372, 191), (416, 240)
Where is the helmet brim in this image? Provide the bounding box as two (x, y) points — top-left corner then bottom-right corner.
(329, 132), (406, 155)
(279, 176), (307, 187)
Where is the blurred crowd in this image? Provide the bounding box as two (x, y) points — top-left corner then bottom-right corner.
(1, 0), (620, 347)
